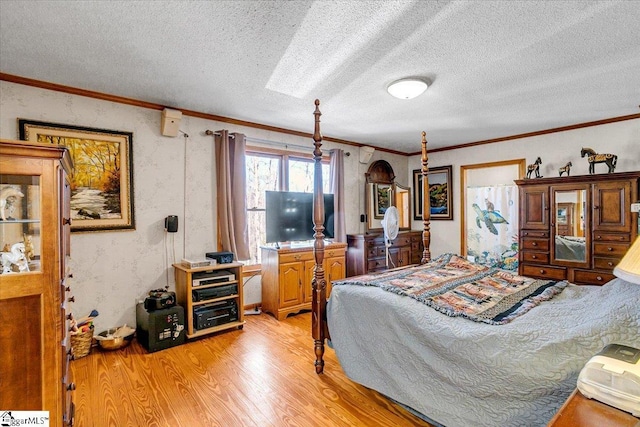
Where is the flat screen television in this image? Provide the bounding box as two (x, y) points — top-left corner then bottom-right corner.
(265, 191), (334, 243)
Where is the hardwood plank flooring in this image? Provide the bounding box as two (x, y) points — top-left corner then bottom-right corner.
(71, 311), (433, 427)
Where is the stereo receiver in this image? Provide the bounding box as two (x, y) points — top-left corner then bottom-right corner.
(193, 300), (238, 330)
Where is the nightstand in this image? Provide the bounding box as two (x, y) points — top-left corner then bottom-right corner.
(548, 389), (639, 426)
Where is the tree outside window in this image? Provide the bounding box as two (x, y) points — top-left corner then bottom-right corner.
(245, 152), (330, 265)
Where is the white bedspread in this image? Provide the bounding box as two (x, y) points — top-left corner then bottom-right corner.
(327, 277), (640, 427)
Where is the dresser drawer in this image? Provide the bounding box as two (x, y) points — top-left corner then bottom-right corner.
(522, 264), (566, 280)
(593, 242), (629, 257)
(521, 251), (549, 264)
(368, 258), (387, 271)
(522, 238), (549, 251)
(279, 251), (313, 263)
(593, 257), (621, 271)
(325, 248), (345, 258)
(593, 233), (630, 242)
(521, 230), (549, 238)
(573, 269), (615, 285)
(392, 236), (412, 246)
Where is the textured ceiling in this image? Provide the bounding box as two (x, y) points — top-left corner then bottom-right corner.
(1, 0), (639, 153)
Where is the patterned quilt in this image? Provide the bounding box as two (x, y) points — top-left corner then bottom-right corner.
(333, 253), (567, 324)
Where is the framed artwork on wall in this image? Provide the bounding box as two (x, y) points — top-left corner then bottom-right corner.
(19, 119), (135, 232)
(413, 165), (453, 220)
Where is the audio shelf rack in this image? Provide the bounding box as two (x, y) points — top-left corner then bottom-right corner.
(173, 261), (245, 338)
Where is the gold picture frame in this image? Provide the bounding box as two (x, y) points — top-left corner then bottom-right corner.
(413, 165), (453, 220)
(19, 119), (135, 232)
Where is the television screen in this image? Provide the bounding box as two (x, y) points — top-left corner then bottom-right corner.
(265, 191), (334, 243)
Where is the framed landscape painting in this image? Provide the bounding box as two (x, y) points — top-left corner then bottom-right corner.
(413, 165), (453, 220)
(19, 119), (135, 232)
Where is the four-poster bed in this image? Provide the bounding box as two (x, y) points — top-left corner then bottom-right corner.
(308, 100), (640, 427)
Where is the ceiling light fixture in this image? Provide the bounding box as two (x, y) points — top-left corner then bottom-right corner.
(387, 78), (429, 100)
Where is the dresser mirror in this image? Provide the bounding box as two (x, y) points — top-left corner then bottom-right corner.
(394, 183), (411, 230)
(365, 160), (411, 232)
(553, 187), (588, 263)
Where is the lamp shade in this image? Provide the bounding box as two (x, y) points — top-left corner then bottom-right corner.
(613, 236), (640, 284)
(387, 78), (428, 99)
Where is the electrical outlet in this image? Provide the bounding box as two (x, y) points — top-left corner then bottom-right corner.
(631, 203), (640, 213)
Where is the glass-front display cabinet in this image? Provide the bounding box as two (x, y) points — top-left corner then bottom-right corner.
(0, 175), (41, 273)
(0, 139), (74, 427)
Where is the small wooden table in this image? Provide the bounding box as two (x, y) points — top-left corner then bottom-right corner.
(548, 389), (639, 426)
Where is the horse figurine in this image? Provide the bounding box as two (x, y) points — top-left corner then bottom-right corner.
(526, 157), (542, 179)
(1, 242), (30, 273)
(558, 161), (572, 177)
(581, 148), (617, 174)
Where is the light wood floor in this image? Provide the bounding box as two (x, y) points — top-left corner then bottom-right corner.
(71, 311), (433, 427)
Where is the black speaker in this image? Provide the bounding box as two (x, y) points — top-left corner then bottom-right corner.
(165, 215), (178, 233)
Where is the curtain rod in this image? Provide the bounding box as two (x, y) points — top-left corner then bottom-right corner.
(204, 130), (350, 155)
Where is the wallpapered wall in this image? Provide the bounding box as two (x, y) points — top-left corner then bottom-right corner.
(0, 81), (409, 331)
(411, 118), (640, 257)
(2, 80), (637, 330)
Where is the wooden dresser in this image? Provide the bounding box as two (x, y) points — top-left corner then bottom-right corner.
(346, 231), (424, 277)
(0, 139), (74, 426)
(261, 242), (346, 320)
(516, 172), (640, 285)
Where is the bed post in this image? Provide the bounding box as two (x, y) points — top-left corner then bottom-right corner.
(421, 131), (432, 263)
(311, 99), (327, 374)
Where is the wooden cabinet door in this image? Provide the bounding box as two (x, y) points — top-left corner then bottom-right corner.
(278, 261), (303, 308)
(325, 255), (346, 296)
(592, 181), (631, 232)
(398, 246), (411, 267)
(303, 259), (315, 304)
(519, 185), (549, 230)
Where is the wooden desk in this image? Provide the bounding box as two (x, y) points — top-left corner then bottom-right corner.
(548, 389), (639, 426)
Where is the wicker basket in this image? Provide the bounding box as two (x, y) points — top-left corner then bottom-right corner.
(70, 325), (94, 359)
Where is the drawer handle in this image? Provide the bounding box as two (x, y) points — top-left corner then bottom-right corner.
(607, 247), (613, 252)
(67, 383), (76, 391)
(532, 242), (537, 246)
(596, 276), (603, 281)
(539, 269), (545, 274)
(532, 255), (537, 259)
(524, 232), (528, 236)
(294, 255), (301, 260)
(596, 235), (601, 239)
(607, 262), (613, 266)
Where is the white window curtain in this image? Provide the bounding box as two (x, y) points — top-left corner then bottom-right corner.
(329, 149), (346, 243)
(214, 130), (250, 260)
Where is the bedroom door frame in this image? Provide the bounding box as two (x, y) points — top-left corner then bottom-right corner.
(460, 159), (526, 257)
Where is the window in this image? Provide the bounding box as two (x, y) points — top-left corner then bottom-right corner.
(245, 150), (331, 265)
